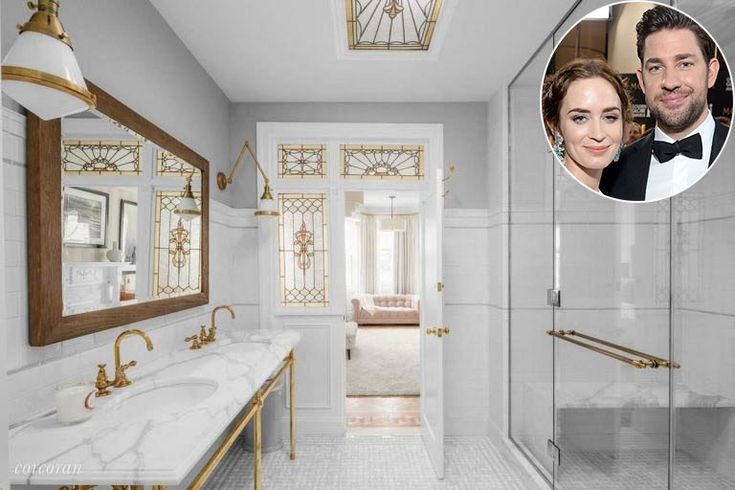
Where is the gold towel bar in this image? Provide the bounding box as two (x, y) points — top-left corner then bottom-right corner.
(547, 330), (680, 369)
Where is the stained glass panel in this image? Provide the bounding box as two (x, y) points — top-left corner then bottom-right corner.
(156, 149), (197, 176)
(152, 191), (202, 298)
(279, 193), (329, 307)
(341, 144), (424, 179)
(346, 0), (443, 51)
(63, 139), (142, 175)
(278, 144), (327, 178)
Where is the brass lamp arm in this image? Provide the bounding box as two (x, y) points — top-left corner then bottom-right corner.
(219, 140), (270, 191)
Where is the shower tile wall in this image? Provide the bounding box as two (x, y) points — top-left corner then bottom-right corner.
(673, 0), (735, 485)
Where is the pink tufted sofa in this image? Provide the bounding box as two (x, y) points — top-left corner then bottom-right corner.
(351, 294), (420, 326)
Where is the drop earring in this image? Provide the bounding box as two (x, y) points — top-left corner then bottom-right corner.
(613, 144), (623, 162)
(552, 133), (566, 160)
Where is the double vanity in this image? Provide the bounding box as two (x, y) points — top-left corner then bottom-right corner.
(8, 52), (301, 489)
(9, 327), (300, 489)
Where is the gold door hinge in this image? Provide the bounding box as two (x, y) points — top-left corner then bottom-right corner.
(437, 281), (444, 292)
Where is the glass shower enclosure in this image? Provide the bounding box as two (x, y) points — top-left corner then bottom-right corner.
(508, 0), (735, 488)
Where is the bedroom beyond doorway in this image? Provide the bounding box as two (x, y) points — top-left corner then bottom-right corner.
(344, 190), (421, 433)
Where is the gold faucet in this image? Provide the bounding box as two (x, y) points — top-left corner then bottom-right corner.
(208, 305), (236, 342)
(112, 329), (154, 388)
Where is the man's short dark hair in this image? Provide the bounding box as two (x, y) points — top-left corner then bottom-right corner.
(636, 5), (716, 63)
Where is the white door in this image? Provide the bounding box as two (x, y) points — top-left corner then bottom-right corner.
(420, 170), (445, 479)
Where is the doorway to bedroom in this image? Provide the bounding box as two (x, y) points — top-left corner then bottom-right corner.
(344, 190), (421, 433)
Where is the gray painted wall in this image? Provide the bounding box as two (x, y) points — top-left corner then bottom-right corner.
(1, 0), (232, 205)
(0, 17), (8, 488)
(229, 102), (489, 209)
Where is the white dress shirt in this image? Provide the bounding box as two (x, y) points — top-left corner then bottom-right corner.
(645, 112), (715, 201)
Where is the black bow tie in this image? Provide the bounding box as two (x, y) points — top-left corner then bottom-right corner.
(652, 133), (703, 163)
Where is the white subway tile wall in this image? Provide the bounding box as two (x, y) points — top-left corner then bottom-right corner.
(3, 109), (260, 426)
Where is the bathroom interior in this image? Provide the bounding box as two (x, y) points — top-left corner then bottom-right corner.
(1, 0), (734, 489)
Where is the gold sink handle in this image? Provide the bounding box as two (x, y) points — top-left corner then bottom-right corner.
(94, 363), (112, 397)
(186, 335), (202, 350)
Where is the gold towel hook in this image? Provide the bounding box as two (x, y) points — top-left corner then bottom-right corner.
(441, 163), (455, 198)
(442, 163), (456, 182)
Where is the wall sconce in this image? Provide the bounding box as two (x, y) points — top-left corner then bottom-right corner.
(1, 0), (96, 120)
(174, 172), (200, 221)
(217, 140), (279, 217)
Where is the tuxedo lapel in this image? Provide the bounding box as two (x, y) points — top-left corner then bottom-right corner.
(710, 121), (729, 166)
(626, 132), (654, 200)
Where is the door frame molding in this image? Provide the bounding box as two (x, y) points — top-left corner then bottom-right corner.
(256, 122), (444, 435)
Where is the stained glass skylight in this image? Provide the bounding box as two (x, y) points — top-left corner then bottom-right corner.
(346, 0), (443, 51)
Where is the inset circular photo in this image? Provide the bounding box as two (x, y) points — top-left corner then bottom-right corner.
(540, 1), (732, 202)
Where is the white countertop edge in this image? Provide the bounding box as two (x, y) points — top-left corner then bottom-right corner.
(9, 329), (301, 486)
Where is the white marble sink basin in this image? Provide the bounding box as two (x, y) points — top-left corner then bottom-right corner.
(104, 377), (218, 417)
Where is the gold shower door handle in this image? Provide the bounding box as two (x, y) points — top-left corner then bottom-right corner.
(547, 330), (680, 369)
(426, 327), (450, 338)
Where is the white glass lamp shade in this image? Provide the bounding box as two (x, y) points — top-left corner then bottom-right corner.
(255, 196), (280, 218)
(174, 196), (200, 221)
(381, 216), (406, 232)
(2, 31), (95, 120)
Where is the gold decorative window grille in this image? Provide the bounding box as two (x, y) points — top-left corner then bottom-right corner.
(341, 144), (424, 179)
(279, 193), (329, 307)
(62, 139), (142, 175)
(346, 0), (443, 51)
(278, 144), (327, 178)
(156, 149), (197, 176)
(152, 191), (202, 298)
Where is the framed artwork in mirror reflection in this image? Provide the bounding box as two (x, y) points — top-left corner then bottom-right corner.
(62, 187), (109, 248)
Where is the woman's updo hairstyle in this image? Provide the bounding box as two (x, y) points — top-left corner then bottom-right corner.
(542, 58), (633, 138)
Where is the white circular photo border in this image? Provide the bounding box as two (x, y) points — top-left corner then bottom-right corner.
(538, 0), (733, 203)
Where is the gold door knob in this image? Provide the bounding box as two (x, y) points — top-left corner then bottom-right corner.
(426, 327), (438, 336)
(426, 327), (450, 337)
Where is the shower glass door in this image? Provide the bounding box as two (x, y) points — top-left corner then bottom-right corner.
(509, 0), (735, 488)
(551, 164), (673, 489)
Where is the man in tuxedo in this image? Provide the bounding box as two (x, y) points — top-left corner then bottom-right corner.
(600, 6), (729, 201)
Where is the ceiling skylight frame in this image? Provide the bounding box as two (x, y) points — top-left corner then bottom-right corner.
(332, 0), (455, 61)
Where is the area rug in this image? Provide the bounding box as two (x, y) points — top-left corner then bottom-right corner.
(347, 327), (420, 396)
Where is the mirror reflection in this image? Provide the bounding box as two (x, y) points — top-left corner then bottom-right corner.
(61, 110), (202, 316)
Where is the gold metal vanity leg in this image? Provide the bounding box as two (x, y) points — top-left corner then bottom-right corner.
(151, 486), (168, 490)
(289, 350), (296, 460)
(254, 390), (263, 490)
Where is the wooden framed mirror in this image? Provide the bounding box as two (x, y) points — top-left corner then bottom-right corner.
(27, 81), (209, 345)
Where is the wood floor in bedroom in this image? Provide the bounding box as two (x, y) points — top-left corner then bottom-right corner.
(347, 395), (420, 435)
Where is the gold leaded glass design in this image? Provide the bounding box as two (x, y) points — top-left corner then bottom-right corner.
(346, 0), (443, 51)
(156, 149), (197, 176)
(278, 144), (327, 178)
(341, 144), (424, 179)
(279, 193), (329, 307)
(62, 139), (142, 175)
(152, 191), (202, 298)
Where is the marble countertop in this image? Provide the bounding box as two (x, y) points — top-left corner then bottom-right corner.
(9, 329), (300, 486)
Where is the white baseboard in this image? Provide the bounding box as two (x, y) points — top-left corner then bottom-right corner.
(280, 415), (346, 436)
